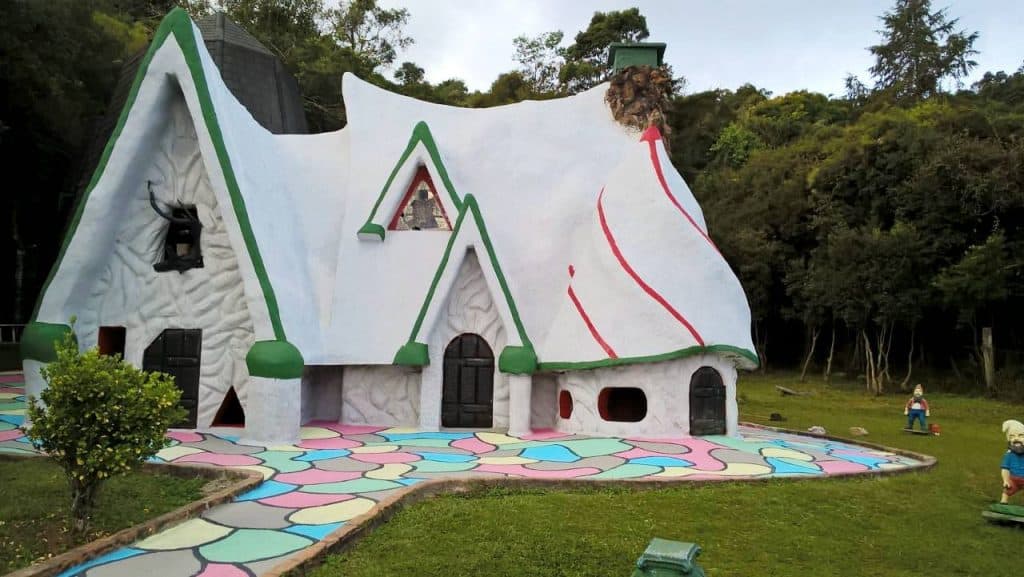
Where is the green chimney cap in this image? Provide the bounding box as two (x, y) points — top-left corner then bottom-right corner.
(608, 42), (666, 71)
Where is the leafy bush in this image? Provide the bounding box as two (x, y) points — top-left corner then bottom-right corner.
(26, 330), (185, 528)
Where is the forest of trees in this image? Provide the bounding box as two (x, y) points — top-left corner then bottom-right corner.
(2, 0), (1023, 395)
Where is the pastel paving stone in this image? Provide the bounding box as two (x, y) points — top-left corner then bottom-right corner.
(199, 529), (313, 563)
(203, 501), (294, 529)
(288, 497), (376, 525)
(85, 550), (202, 577)
(136, 518), (232, 550)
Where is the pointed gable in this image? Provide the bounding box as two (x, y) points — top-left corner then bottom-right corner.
(357, 121), (461, 240)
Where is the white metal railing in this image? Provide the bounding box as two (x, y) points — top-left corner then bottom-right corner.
(0, 324), (25, 344)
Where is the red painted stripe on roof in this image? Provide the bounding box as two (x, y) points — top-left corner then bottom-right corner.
(597, 189), (705, 346)
(640, 127), (721, 256)
(567, 274), (617, 358)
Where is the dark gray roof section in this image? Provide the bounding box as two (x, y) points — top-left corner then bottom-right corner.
(195, 12), (274, 56)
(64, 12), (309, 212)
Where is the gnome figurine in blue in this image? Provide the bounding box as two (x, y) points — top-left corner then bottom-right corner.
(1001, 419), (1024, 504)
(903, 384), (930, 431)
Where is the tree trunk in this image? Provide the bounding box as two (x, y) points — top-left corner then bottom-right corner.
(982, 327), (995, 393)
(862, 329), (876, 394)
(753, 321), (768, 374)
(900, 326), (916, 391)
(824, 325), (836, 384)
(70, 477), (99, 532)
(800, 326), (820, 382)
(848, 331), (862, 375)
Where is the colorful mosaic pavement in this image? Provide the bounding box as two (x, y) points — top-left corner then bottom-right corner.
(0, 375), (927, 577)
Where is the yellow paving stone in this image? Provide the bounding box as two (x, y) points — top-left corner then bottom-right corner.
(477, 432), (522, 446)
(878, 462), (907, 470)
(380, 427), (418, 435)
(477, 456), (537, 465)
(365, 463), (412, 480)
(137, 518), (231, 550)
(236, 465), (277, 480)
(0, 392), (18, 400)
(761, 447), (815, 461)
(654, 467), (700, 478)
(156, 445), (205, 461)
(350, 444), (399, 454)
(300, 427), (339, 439)
(289, 497), (376, 525)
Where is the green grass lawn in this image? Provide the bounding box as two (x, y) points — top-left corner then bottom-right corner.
(309, 373), (1022, 577)
(0, 458), (206, 572)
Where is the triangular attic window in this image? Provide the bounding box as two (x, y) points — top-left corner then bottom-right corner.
(388, 166), (452, 231)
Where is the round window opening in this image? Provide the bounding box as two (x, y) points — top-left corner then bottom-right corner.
(597, 387), (647, 422)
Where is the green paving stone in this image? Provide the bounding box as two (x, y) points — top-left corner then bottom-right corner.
(708, 436), (777, 454)
(584, 463), (663, 479)
(0, 421), (16, 431)
(0, 446), (35, 455)
(300, 478), (404, 494)
(409, 460), (477, 473)
(199, 529), (312, 563)
(0, 401), (22, 411)
(252, 450), (310, 473)
(559, 439), (632, 458)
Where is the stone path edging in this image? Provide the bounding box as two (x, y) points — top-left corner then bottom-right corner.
(0, 455), (262, 577)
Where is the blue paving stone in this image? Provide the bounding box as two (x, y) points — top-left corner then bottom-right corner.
(285, 522), (343, 541)
(521, 444), (581, 463)
(296, 449), (351, 462)
(630, 456), (694, 467)
(765, 457), (821, 474)
(414, 451), (475, 463)
(235, 480), (297, 501)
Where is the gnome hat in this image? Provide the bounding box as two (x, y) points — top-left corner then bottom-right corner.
(1003, 419), (1024, 440)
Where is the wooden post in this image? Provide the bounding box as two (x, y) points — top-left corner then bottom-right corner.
(982, 327), (995, 392)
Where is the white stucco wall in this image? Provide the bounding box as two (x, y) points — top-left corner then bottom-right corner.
(420, 250), (508, 430)
(75, 93), (256, 429)
(555, 354), (738, 438)
(342, 366), (421, 427)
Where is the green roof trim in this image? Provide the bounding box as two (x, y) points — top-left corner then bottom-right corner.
(30, 8), (289, 342)
(397, 194), (535, 373)
(393, 342), (429, 366)
(246, 340), (304, 379)
(358, 120), (462, 241)
(538, 344), (760, 372)
(357, 222), (386, 241)
(20, 322), (75, 363)
(498, 345), (537, 374)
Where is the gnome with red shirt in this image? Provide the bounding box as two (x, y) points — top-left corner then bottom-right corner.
(903, 384), (930, 432)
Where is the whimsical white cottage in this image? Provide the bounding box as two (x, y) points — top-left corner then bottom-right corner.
(21, 10), (758, 444)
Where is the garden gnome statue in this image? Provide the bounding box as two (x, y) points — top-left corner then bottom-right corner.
(903, 384), (930, 431)
(1001, 419), (1024, 504)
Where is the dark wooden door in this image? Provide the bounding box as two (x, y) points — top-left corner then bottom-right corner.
(143, 329), (202, 428)
(689, 366), (726, 435)
(442, 334), (494, 428)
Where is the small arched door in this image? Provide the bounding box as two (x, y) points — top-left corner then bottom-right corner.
(689, 366), (726, 435)
(442, 334), (494, 428)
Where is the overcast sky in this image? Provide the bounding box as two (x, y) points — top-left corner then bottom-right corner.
(375, 0), (1024, 96)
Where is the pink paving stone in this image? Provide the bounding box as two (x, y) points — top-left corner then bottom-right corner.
(675, 439), (729, 471)
(451, 437), (494, 454)
(259, 492), (356, 508)
(351, 451), (421, 464)
(175, 452), (262, 466)
(0, 430), (24, 442)
(298, 438), (362, 450)
(0, 375), (23, 383)
(818, 460), (869, 475)
(521, 429), (571, 441)
(196, 563), (249, 577)
(167, 430), (204, 443)
(274, 469), (363, 485)
(476, 464), (602, 479)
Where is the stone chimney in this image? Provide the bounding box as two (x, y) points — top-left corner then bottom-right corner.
(605, 42), (673, 146)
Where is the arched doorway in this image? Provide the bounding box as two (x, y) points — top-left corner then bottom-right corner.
(442, 333), (494, 428)
(689, 366), (726, 435)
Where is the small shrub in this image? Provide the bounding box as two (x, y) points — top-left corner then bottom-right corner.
(26, 330), (185, 529)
